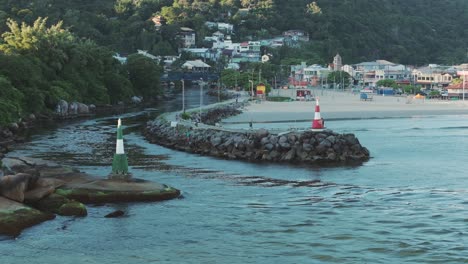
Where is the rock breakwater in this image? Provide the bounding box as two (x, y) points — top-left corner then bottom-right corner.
(145, 104), (370, 164)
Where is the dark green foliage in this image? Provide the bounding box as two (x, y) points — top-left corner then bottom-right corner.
(0, 18), (139, 125)
(376, 79), (397, 88)
(267, 96), (293, 102)
(0, 0), (466, 65)
(327, 71), (351, 89)
(126, 54), (163, 99)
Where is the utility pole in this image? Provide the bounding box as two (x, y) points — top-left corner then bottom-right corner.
(199, 78), (203, 122)
(463, 72), (466, 101)
(235, 71), (238, 89)
(181, 79), (185, 113)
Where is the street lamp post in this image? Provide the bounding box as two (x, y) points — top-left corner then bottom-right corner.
(463, 73), (466, 101)
(199, 78), (203, 122)
(181, 79), (185, 113)
(249, 80), (253, 100)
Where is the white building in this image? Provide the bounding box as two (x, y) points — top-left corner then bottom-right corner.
(354, 60), (410, 87)
(178, 27), (196, 48)
(182, 60), (211, 72)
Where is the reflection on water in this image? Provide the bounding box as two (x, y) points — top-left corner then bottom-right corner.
(1, 97), (468, 263)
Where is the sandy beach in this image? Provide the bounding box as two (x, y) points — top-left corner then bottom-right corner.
(223, 90), (468, 124)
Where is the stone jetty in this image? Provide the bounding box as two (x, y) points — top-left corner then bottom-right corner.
(145, 103), (370, 164)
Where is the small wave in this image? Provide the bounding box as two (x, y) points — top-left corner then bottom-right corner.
(440, 126), (468, 130)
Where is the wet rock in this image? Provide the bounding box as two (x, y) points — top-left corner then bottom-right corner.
(0, 173), (40, 203)
(0, 197), (55, 237)
(105, 210), (125, 218)
(33, 193), (87, 217)
(23, 178), (66, 203)
(58, 201), (87, 217)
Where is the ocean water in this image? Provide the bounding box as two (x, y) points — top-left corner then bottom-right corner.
(1, 95), (468, 263)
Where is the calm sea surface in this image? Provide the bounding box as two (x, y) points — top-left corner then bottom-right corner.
(1, 91), (468, 263)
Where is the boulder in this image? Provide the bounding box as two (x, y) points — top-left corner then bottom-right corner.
(34, 193), (87, 217)
(255, 129), (269, 139)
(56, 100), (68, 116)
(326, 135), (336, 144)
(58, 201), (87, 217)
(303, 143), (313, 152)
(0, 173), (40, 203)
(68, 102), (78, 115)
(24, 178), (66, 203)
(131, 96), (143, 104)
(88, 104), (96, 112)
(8, 123), (19, 133)
(260, 137), (270, 145)
(105, 210), (125, 218)
(0, 197), (55, 237)
(282, 149), (296, 161)
(76, 103), (89, 115)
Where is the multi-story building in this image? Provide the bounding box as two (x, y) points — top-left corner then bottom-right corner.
(178, 27), (196, 48)
(412, 65), (454, 89)
(354, 60), (410, 87)
(289, 62), (330, 87)
(332, 54), (342, 71)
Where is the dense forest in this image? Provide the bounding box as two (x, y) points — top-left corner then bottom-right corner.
(1, 0), (466, 64)
(0, 0), (467, 124)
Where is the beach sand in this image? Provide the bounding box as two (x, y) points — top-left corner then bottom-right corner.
(223, 90), (468, 124)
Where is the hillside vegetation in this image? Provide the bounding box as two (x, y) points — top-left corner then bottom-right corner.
(0, 0), (467, 124)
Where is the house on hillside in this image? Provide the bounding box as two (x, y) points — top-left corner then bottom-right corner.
(182, 60), (211, 72)
(205, 22), (234, 34)
(137, 50), (158, 61)
(181, 48), (218, 61)
(282, 30), (309, 46)
(178, 27), (196, 48)
(151, 15), (166, 28)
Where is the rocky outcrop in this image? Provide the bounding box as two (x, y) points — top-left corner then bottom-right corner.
(146, 104), (370, 164)
(56, 100), (93, 118)
(0, 197), (55, 237)
(0, 157), (180, 236)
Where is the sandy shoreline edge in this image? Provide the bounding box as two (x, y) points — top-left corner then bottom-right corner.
(223, 91), (468, 124)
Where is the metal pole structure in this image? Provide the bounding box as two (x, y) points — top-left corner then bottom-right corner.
(218, 79), (220, 102)
(235, 71), (238, 89)
(463, 73), (466, 101)
(181, 79), (185, 113)
(249, 80), (253, 100)
(199, 78), (203, 122)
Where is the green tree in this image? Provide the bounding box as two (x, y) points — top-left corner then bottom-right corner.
(126, 54), (163, 99)
(327, 71), (351, 89)
(376, 79), (397, 88)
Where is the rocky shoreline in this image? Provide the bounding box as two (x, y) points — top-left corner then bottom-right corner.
(0, 157), (180, 237)
(145, 103), (370, 164)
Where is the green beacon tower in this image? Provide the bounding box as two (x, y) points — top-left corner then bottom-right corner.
(110, 118), (130, 179)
